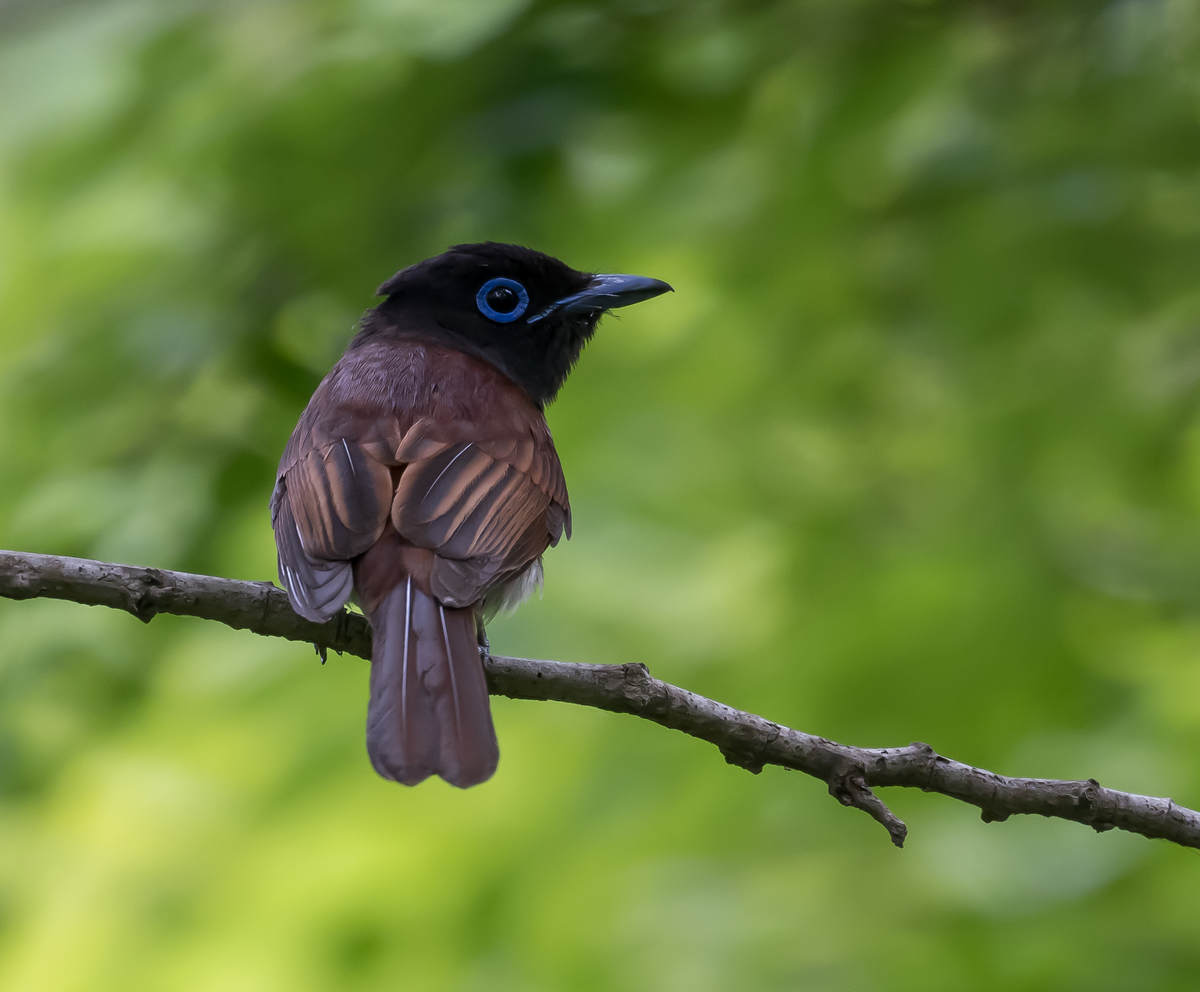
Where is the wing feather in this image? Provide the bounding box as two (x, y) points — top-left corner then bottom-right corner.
(273, 345), (570, 620)
(272, 432), (395, 621)
(391, 422), (570, 608)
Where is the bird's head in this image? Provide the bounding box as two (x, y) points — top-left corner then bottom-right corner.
(364, 242), (672, 406)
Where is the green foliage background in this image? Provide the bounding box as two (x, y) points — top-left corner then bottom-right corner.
(3, 1), (1199, 988)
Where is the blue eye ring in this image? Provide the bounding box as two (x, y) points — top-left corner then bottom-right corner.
(476, 277), (530, 323)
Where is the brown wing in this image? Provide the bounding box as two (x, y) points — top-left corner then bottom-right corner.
(390, 417), (570, 608)
(272, 392), (400, 622)
(274, 340), (570, 618)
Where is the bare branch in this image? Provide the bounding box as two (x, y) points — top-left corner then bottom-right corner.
(3, 548), (1198, 850)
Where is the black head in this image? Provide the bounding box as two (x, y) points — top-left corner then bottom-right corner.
(360, 242), (671, 406)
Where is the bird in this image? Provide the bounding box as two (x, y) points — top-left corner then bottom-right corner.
(271, 242), (671, 787)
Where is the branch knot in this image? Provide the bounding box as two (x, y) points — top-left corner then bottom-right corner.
(132, 568), (166, 622)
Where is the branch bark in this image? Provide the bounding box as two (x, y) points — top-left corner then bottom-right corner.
(3, 548), (1198, 850)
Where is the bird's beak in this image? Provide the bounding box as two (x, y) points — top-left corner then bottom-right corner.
(528, 273), (673, 323)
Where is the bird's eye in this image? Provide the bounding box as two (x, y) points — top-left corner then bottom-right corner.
(476, 277), (530, 324)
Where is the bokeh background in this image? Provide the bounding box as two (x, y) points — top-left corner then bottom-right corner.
(3, 0), (1200, 988)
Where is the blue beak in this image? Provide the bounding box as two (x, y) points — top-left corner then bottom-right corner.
(528, 273), (673, 324)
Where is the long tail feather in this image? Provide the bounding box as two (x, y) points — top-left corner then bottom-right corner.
(362, 570), (498, 788)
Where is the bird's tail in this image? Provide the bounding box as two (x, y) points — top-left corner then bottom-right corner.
(355, 538), (498, 788)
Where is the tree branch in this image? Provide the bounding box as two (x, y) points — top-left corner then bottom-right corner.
(3, 548), (1197, 850)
